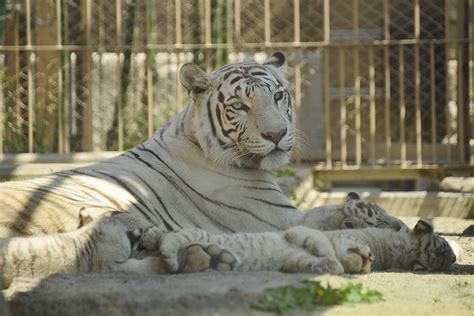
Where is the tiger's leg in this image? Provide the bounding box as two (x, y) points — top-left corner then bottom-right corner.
(284, 226), (339, 258)
(283, 226), (344, 274)
(280, 251), (344, 274)
(285, 226), (373, 274)
(138, 227), (240, 273)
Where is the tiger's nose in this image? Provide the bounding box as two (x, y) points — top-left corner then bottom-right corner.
(261, 128), (287, 144)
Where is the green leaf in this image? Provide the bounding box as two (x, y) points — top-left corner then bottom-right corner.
(252, 280), (384, 313)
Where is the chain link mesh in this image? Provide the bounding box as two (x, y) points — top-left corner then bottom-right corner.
(0, 0), (470, 165)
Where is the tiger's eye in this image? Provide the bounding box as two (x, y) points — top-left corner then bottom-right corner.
(274, 91), (284, 102)
(232, 103), (249, 112)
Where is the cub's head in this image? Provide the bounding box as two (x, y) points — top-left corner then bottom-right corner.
(406, 219), (457, 272)
(180, 52), (295, 170)
(340, 192), (409, 232)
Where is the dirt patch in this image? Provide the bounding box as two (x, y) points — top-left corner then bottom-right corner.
(3, 216), (474, 316)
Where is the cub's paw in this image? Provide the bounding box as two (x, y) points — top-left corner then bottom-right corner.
(308, 258), (344, 275)
(340, 244), (374, 274)
(178, 244), (240, 273)
(139, 226), (164, 250)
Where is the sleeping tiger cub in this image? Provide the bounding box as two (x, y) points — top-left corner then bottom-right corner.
(135, 217), (456, 275)
(0, 206), (455, 288)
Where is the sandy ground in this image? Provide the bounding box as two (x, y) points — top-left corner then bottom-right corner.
(3, 216), (474, 316)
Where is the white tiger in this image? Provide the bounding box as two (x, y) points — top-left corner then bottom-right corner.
(134, 218), (456, 275)
(0, 53), (409, 285)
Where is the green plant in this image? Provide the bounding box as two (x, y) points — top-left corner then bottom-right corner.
(252, 280), (383, 313)
(272, 169), (296, 178)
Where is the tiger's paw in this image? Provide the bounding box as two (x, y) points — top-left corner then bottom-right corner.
(308, 258), (344, 275)
(339, 244), (374, 274)
(176, 244), (240, 273)
(139, 226), (164, 250)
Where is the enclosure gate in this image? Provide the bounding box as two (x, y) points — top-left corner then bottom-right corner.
(0, 0), (472, 172)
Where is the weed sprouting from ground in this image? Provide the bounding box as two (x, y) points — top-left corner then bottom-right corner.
(252, 280), (383, 313)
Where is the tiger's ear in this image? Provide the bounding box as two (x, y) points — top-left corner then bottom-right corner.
(180, 63), (210, 97)
(264, 52), (287, 77)
(413, 219), (434, 235)
(346, 192), (360, 202)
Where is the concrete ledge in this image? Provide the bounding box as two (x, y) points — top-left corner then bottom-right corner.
(296, 191), (474, 219)
(313, 165), (474, 185)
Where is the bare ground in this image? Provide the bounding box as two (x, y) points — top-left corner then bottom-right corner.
(3, 216), (474, 316)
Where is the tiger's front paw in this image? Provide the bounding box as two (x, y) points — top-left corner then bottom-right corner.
(139, 226), (164, 250)
(308, 258), (344, 275)
(340, 244), (374, 274)
(179, 244), (240, 273)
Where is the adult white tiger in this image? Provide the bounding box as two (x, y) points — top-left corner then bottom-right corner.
(0, 53), (407, 283)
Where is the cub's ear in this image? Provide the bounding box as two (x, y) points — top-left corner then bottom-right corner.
(413, 219), (434, 235)
(78, 207), (94, 228)
(264, 52), (287, 76)
(346, 192), (360, 202)
(180, 63), (210, 97)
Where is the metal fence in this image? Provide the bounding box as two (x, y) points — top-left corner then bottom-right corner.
(0, 0), (472, 168)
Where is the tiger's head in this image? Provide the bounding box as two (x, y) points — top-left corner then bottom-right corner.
(180, 52), (295, 170)
(403, 219), (457, 272)
(340, 192), (410, 232)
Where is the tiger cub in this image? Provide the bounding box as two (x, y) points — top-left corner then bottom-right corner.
(0, 209), (155, 288)
(137, 218), (456, 275)
(301, 192), (409, 232)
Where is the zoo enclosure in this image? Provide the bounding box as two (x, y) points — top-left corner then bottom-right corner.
(0, 0), (472, 171)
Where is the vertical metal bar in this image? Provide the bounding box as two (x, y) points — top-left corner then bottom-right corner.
(98, 0), (104, 47)
(226, 0), (233, 48)
(14, 11), (20, 127)
(353, 0), (359, 40)
(383, 0), (390, 40)
(70, 53), (76, 150)
(82, 0), (93, 151)
(234, 0), (241, 45)
(0, 54), (4, 154)
(294, 56), (302, 163)
(205, 0), (211, 45)
(264, 0), (271, 46)
(383, 0), (391, 165)
(457, 42), (465, 163)
(324, 48), (331, 167)
(147, 59), (154, 138)
(429, 43), (437, 163)
(26, 0), (34, 153)
(176, 53), (183, 113)
(470, 0), (474, 162)
(414, 0), (420, 39)
(414, 0), (422, 166)
(116, 0), (123, 151)
(339, 48), (347, 167)
(324, 0), (330, 43)
(444, 0), (452, 163)
(146, 1), (153, 138)
(353, 0), (361, 166)
(63, 5), (70, 154)
(323, 0), (331, 166)
(369, 46), (376, 165)
(204, 0), (211, 72)
(57, 0), (63, 153)
(294, 0), (300, 44)
(399, 44), (406, 165)
(176, 0), (182, 46)
(354, 57), (361, 166)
